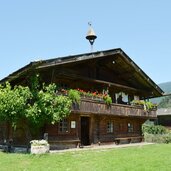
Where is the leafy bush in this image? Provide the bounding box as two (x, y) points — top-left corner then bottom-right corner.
(142, 124), (171, 144)
(144, 133), (171, 144)
(142, 124), (167, 135)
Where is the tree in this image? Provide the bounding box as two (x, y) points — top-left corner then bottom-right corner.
(0, 77), (72, 141)
(26, 83), (72, 127)
(0, 82), (31, 127)
(158, 95), (171, 108)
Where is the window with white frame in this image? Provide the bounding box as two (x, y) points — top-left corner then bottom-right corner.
(59, 119), (69, 133)
(107, 121), (113, 133)
(128, 123), (134, 133)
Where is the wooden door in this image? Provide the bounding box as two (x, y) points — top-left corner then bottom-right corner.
(81, 117), (90, 145)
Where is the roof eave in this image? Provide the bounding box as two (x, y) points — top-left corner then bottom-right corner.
(0, 61), (43, 84)
(0, 48), (163, 98)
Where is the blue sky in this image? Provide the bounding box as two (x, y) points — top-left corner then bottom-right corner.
(0, 1), (171, 84)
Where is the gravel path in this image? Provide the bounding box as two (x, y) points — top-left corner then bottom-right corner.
(50, 142), (154, 153)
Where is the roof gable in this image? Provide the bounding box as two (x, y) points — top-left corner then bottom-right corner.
(0, 48), (164, 98)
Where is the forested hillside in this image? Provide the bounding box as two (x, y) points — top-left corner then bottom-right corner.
(150, 81), (171, 108)
(159, 82), (171, 93)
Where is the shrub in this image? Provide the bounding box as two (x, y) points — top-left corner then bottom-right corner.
(142, 124), (171, 144)
(142, 124), (167, 135)
(68, 89), (81, 104)
(144, 133), (171, 144)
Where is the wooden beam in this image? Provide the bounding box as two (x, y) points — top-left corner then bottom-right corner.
(57, 72), (143, 93)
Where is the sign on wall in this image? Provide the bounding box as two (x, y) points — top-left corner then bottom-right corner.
(71, 121), (76, 128)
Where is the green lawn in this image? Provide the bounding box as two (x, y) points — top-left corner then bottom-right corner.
(0, 144), (171, 171)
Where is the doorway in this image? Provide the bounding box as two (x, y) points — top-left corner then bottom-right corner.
(81, 117), (90, 145)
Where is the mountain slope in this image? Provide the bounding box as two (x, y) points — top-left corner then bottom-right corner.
(150, 81), (171, 105)
(158, 82), (171, 94)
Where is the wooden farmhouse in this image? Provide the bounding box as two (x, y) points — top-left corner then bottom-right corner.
(0, 48), (164, 149)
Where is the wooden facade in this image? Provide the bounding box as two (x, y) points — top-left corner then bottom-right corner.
(0, 48), (163, 149)
(45, 98), (156, 149)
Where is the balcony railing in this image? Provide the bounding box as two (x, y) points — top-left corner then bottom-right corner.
(71, 97), (157, 118)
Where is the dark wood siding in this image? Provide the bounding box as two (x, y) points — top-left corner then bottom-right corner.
(45, 113), (146, 145)
(72, 98), (157, 118)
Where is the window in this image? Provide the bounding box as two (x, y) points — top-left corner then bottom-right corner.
(59, 83), (68, 90)
(128, 123), (134, 133)
(119, 123), (125, 132)
(115, 122), (119, 132)
(107, 121), (113, 133)
(128, 95), (134, 104)
(59, 119), (69, 133)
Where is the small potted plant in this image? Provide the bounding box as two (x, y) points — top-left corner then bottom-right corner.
(131, 100), (145, 108)
(103, 95), (112, 106)
(68, 89), (81, 104)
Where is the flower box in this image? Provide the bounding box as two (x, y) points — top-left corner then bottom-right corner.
(30, 140), (50, 154)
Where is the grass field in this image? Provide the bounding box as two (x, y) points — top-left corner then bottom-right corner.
(1, 144), (171, 171)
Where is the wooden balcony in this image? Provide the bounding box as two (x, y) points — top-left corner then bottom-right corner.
(72, 97), (157, 118)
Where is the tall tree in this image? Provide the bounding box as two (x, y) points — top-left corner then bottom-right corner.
(0, 77), (72, 141)
(0, 82), (31, 127)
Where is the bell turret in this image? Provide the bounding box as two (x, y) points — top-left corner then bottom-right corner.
(86, 22), (97, 51)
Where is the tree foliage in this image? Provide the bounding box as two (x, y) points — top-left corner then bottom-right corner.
(26, 83), (72, 127)
(0, 77), (72, 130)
(0, 82), (31, 127)
(158, 95), (171, 108)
